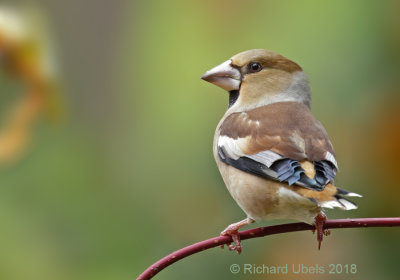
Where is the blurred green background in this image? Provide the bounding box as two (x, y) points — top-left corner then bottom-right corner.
(1, 0), (399, 279)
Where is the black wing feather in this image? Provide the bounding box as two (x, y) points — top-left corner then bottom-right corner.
(218, 146), (336, 191)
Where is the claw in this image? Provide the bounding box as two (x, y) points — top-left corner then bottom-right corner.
(220, 218), (253, 254)
(221, 227), (242, 254)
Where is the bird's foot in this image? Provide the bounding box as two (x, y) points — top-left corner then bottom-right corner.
(220, 218), (253, 254)
(220, 226), (242, 254)
(314, 212), (330, 250)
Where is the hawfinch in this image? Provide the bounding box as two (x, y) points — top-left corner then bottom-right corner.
(201, 49), (361, 254)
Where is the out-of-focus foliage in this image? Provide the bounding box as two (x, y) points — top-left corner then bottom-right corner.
(0, 1), (399, 280)
(0, 4), (61, 166)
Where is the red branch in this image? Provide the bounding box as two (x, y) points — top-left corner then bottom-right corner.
(137, 217), (400, 280)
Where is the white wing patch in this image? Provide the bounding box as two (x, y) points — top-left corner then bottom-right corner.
(218, 135), (283, 167)
(325, 151), (338, 168)
(245, 150), (283, 168)
(217, 135), (247, 160)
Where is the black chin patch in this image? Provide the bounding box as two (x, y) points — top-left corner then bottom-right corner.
(228, 90), (239, 108)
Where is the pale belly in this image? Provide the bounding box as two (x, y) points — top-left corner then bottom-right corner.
(217, 161), (321, 224)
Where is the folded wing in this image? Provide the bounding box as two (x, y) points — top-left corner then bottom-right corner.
(218, 102), (338, 191)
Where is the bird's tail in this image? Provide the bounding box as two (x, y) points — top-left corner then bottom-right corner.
(320, 187), (362, 210)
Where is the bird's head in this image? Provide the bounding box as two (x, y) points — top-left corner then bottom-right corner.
(201, 49), (311, 112)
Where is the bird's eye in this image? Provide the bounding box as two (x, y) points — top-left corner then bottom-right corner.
(248, 62), (262, 73)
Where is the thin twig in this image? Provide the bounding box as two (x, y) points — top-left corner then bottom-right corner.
(137, 217), (400, 280)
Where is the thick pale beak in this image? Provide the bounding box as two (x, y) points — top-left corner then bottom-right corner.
(201, 59), (241, 91)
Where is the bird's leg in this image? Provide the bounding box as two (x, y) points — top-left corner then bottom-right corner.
(220, 218), (254, 254)
(314, 212), (330, 250)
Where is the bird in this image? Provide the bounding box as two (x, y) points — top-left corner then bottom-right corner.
(201, 49), (361, 254)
